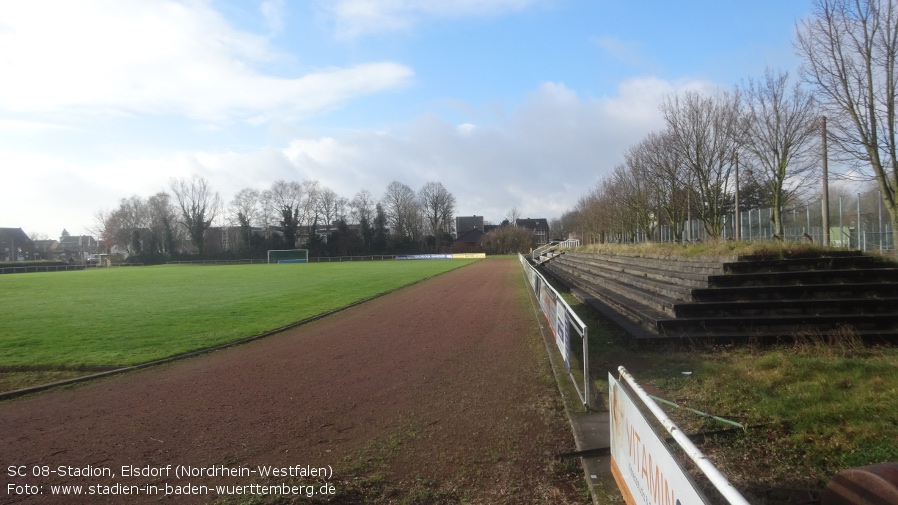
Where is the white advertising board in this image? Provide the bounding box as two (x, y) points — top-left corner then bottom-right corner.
(537, 279), (572, 369)
(609, 373), (709, 505)
(554, 304), (570, 371)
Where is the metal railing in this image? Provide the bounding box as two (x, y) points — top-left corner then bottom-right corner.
(519, 253), (591, 407)
(616, 366), (750, 505)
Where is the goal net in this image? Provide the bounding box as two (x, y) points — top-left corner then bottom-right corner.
(267, 249), (309, 263)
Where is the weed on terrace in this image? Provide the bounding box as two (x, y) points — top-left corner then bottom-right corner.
(578, 240), (898, 263)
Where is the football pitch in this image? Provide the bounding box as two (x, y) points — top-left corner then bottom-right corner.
(0, 260), (477, 368)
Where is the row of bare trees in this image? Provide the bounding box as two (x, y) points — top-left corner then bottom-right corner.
(94, 176), (456, 260)
(561, 0), (898, 254)
(562, 71), (818, 244)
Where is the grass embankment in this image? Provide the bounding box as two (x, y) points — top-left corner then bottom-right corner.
(0, 260), (475, 391)
(560, 241), (898, 499)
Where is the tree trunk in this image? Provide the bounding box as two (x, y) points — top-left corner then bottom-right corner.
(772, 193), (785, 241)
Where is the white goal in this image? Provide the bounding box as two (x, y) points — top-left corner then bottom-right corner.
(267, 249), (309, 263)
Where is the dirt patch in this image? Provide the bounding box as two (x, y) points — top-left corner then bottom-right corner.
(0, 259), (589, 504)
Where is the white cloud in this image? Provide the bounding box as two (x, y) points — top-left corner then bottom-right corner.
(0, 119), (69, 132)
(251, 78), (690, 221)
(327, 0), (544, 39)
(0, 1), (413, 123)
(261, 0), (286, 34)
(5, 77), (712, 237)
(591, 35), (647, 67)
(455, 123), (476, 135)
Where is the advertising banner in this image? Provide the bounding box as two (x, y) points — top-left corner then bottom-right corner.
(555, 308), (570, 371)
(394, 254), (453, 260)
(537, 284), (572, 369)
(394, 253), (486, 260)
(609, 373), (709, 505)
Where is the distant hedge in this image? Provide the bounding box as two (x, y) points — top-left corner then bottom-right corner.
(0, 261), (85, 274)
(0, 261), (68, 268)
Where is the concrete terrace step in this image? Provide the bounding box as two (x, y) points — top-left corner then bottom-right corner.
(545, 263), (670, 332)
(692, 282), (898, 302)
(723, 254), (892, 274)
(555, 262), (695, 305)
(557, 256), (712, 291)
(547, 261), (687, 316)
(538, 250), (898, 343)
(566, 251), (726, 278)
(554, 255), (704, 297)
(658, 312), (898, 337)
(672, 297), (898, 318)
(708, 268), (898, 287)
(644, 328), (897, 344)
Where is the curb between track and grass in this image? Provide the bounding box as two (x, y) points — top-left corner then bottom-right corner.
(0, 262), (478, 402)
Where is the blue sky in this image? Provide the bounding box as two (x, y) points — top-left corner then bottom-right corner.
(2, 0), (814, 238)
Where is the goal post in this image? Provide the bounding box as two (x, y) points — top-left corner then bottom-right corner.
(267, 249), (309, 263)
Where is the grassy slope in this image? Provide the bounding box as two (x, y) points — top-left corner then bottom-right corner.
(0, 260), (475, 367)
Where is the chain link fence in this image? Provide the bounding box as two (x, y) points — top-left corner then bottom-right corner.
(651, 191), (894, 254)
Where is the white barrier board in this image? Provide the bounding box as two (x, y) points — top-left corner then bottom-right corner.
(536, 275), (570, 370)
(609, 373), (709, 505)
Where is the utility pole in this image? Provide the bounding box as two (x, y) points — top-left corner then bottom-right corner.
(822, 116), (831, 246)
(734, 152), (740, 241)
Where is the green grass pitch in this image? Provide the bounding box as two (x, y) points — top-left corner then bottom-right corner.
(0, 260), (477, 367)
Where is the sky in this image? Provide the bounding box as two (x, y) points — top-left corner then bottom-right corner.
(1, 0), (815, 239)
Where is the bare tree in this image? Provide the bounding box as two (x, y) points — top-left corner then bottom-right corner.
(230, 188), (261, 249)
(418, 181), (456, 251)
(350, 190), (376, 225)
(146, 192), (178, 256)
(382, 181), (418, 241)
(96, 195), (148, 254)
(299, 180), (321, 230)
(661, 90), (742, 240)
(170, 175), (220, 257)
(740, 69), (819, 239)
(591, 174), (631, 243)
(317, 187), (345, 232)
(231, 188), (261, 227)
(633, 131), (691, 242)
(350, 189), (376, 252)
(505, 206), (522, 225)
(92, 209), (116, 253)
(481, 225), (534, 255)
(263, 180), (303, 247)
(796, 0), (898, 253)
(613, 159), (656, 241)
(572, 189), (606, 244)
(557, 209), (582, 243)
